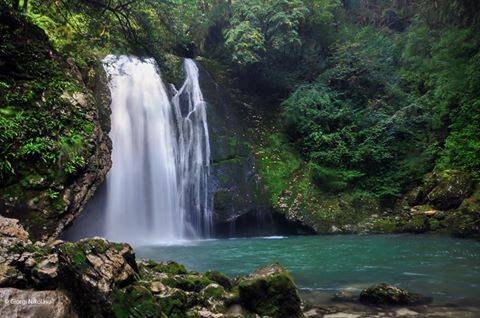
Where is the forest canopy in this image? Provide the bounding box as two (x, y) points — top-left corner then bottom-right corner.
(2, 0), (480, 201)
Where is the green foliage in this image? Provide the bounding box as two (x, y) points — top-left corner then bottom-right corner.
(400, 26), (480, 179)
(279, 11), (480, 199)
(223, 0), (340, 92)
(224, 20), (265, 65)
(224, 0), (308, 66)
(281, 82), (425, 196)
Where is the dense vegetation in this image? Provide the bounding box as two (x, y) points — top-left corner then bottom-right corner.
(1, 0), (479, 236)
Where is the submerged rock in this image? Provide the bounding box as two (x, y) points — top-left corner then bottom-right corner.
(359, 283), (427, 305)
(238, 263), (303, 318)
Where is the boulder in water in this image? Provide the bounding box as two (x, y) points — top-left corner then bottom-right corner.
(359, 283), (427, 305)
(238, 263), (303, 317)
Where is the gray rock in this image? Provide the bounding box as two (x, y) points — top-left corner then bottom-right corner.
(0, 287), (78, 318)
(238, 263), (302, 318)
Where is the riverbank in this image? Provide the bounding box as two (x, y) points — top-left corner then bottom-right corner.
(3, 216), (480, 317)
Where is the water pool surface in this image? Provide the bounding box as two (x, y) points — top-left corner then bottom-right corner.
(135, 234), (480, 304)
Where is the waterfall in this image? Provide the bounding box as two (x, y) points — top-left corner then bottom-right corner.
(172, 59), (213, 237)
(100, 55), (211, 243)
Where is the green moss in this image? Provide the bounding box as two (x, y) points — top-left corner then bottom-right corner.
(59, 239), (114, 272)
(428, 218), (442, 231)
(251, 131), (301, 206)
(238, 270), (302, 318)
(401, 215), (428, 233)
(201, 284), (225, 300)
(111, 284), (164, 318)
(157, 289), (188, 318)
(59, 242), (88, 271)
(370, 217), (398, 233)
(205, 271), (232, 290)
(162, 275), (212, 292)
(8, 242), (51, 256)
(150, 261), (188, 276)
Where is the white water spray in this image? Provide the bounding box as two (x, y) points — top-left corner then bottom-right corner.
(101, 55), (211, 244)
(172, 59), (212, 237)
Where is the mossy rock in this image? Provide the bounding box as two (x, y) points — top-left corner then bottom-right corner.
(238, 263), (302, 318)
(205, 271), (232, 291)
(111, 284), (165, 318)
(199, 283), (226, 301)
(425, 170), (473, 210)
(370, 217), (398, 233)
(359, 283), (428, 305)
(162, 274), (213, 293)
(153, 261), (188, 275)
(157, 288), (188, 318)
(444, 187), (480, 237)
(0, 9), (111, 240)
(401, 215), (429, 233)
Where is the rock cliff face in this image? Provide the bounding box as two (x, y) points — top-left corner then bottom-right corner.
(0, 9), (112, 241)
(196, 59), (292, 235)
(198, 59), (317, 237)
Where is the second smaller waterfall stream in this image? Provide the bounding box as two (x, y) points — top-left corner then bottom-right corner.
(172, 59), (212, 237)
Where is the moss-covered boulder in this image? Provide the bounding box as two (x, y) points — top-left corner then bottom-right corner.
(58, 237), (136, 314)
(238, 263), (303, 318)
(445, 187), (480, 237)
(205, 270), (232, 290)
(359, 283), (427, 305)
(162, 274), (213, 293)
(155, 287), (189, 317)
(425, 171), (473, 210)
(111, 284), (164, 318)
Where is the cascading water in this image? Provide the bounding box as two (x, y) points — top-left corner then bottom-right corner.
(100, 55), (212, 243)
(172, 59), (212, 237)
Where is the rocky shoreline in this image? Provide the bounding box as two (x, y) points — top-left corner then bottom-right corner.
(1, 215), (305, 317)
(2, 215), (479, 318)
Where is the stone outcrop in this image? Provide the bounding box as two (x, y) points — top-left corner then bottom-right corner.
(386, 170), (480, 237)
(407, 170), (474, 210)
(0, 288), (78, 318)
(58, 238), (136, 308)
(238, 263), (303, 318)
(196, 59), (272, 233)
(0, 216), (30, 242)
(359, 283), (428, 305)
